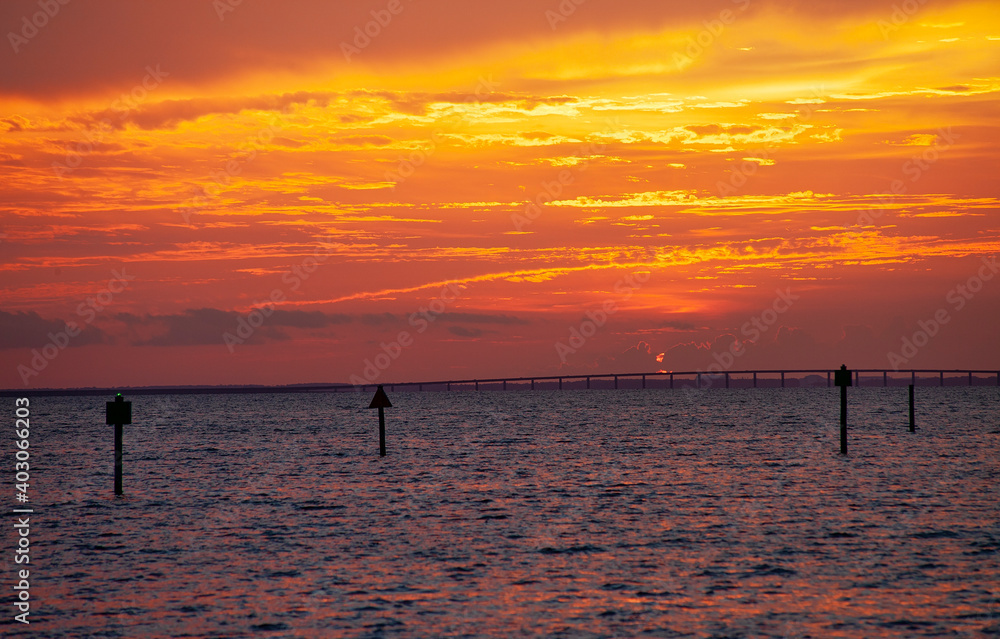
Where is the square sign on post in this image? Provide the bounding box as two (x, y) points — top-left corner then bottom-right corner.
(834, 365), (852, 387)
(106, 394), (132, 425)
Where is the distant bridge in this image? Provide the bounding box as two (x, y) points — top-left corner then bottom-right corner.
(4, 369), (997, 398)
(356, 369), (1000, 394)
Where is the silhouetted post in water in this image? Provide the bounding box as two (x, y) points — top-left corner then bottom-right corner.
(368, 385), (392, 457)
(909, 384), (915, 432)
(834, 365), (852, 455)
(105, 393), (132, 495)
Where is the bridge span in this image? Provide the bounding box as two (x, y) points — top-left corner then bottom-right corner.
(350, 369), (1000, 394)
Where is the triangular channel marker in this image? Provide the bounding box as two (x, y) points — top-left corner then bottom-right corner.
(368, 385), (391, 456)
(368, 385), (392, 409)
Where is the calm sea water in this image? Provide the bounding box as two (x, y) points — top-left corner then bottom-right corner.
(4, 387), (999, 638)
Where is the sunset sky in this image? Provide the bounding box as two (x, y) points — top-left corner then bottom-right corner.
(1, 0), (998, 388)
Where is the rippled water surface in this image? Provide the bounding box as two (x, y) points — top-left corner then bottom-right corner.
(5, 387), (999, 637)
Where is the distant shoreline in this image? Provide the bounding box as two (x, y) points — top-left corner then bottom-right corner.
(0, 384), (358, 398)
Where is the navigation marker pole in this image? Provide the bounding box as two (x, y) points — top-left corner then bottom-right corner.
(909, 384), (916, 432)
(106, 393), (133, 495)
(834, 365), (852, 455)
(368, 385), (392, 457)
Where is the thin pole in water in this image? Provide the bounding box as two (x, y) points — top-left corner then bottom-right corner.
(909, 384), (915, 432)
(114, 423), (123, 495)
(378, 406), (386, 457)
(834, 365), (851, 455)
(840, 384), (848, 455)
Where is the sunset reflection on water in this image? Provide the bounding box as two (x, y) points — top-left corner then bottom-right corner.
(13, 388), (999, 637)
